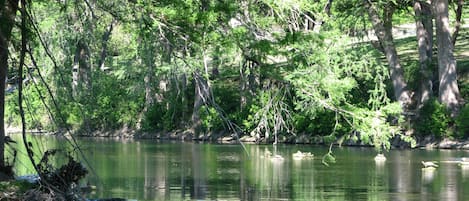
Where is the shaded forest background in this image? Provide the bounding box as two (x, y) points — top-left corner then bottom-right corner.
(2, 0), (469, 152)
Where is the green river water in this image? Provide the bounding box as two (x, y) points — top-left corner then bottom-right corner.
(8, 135), (469, 201)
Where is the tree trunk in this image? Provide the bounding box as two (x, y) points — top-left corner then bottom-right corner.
(191, 74), (203, 137)
(79, 40), (92, 96)
(433, 0), (462, 116)
(142, 53), (155, 114)
(143, 48), (155, 108)
(0, 0), (19, 170)
(240, 56), (260, 110)
(71, 39), (92, 131)
(451, 0), (463, 46)
(413, 0), (434, 108)
(240, 61), (247, 110)
(364, 1), (412, 108)
(191, 71), (210, 138)
(72, 39), (91, 98)
(136, 37), (156, 129)
(98, 19), (116, 71)
(180, 73), (188, 124)
(72, 49), (79, 97)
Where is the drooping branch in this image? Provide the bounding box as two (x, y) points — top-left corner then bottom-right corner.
(27, 48), (57, 127)
(24, 6), (99, 182)
(83, 0), (97, 19)
(27, 45), (98, 181)
(192, 69), (249, 154)
(18, 0), (41, 181)
(25, 9), (68, 94)
(249, 87), (294, 144)
(19, 4), (74, 195)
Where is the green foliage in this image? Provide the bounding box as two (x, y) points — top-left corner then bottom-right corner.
(244, 88), (294, 142)
(142, 103), (166, 131)
(212, 80), (241, 115)
(59, 71), (144, 131)
(200, 106), (224, 132)
(286, 32), (409, 151)
(62, 103), (83, 130)
(5, 94), (21, 129)
(456, 104), (469, 138)
(5, 85), (53, 131)
(415, 99), (451, 138)
(292, 110), (339, 136)
(6, 0), (467, 152)
(321, 145), (336, 167)
(322, 152), (336, 166)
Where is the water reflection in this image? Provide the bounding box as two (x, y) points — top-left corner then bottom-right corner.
(368, 155), (388, 201)
(439, 150), (458, 201)
(461, 165), (469, 178)
(6, 135), (469, 201)
(421, 168), (436, 184)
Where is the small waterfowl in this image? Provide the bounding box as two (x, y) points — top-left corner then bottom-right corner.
(459, 161), (469, 166)
(292, 151), (314, 160)
(260, 150), (273, 158)
(374, 154), (386, 162)
(270, 154), (285, 162)
(422, 161), (439, 168)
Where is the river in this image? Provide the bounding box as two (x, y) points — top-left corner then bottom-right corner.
(8, 135), (469, 201)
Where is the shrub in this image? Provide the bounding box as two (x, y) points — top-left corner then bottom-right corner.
(456, 104), (469, 138)
(292, 110), (340, 136)
(142, 103), (166, 131)
(415, 99), (451, 138)
(200, 106), (224, 132)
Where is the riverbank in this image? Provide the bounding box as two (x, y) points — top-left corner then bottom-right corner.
(7, 125), (469, 150)
(65, 127), (469, 150)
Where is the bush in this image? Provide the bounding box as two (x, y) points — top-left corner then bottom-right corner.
(200, 106), (224, 132)
(142, 103), (166, 131)
(415, 99), (451, 138)
(292, 110), (340, 136)
(456, 104), (469, 138)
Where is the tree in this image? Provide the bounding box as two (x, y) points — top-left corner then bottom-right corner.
(72, 39), (91, 98)
(135, 8), (157, 129)
(363, 0), (412, 108)
(413, 0), (434, 108)
(433, 0), (462, 116)
(0, 0), (19, 177)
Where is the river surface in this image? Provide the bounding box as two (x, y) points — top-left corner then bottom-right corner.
(9, 136), (469, 201)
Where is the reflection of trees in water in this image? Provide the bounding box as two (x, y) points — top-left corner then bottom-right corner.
(142, 141), (169, 200)
(190, 143), (207, 200)
(421, 168), (436, 184)
(368, 157), (389, 201)
(439, 151), (458, 201)
(12, 138), (469, 200)
(246, 146), (292, 200)
(461, 165), (469, 179)
(291, 155), (315, 200)
(391, 150), (414, 200)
